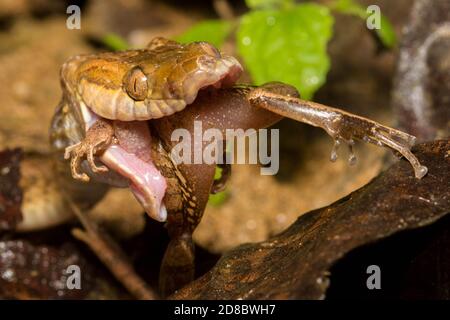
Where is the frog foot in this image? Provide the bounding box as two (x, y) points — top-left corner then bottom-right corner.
(327, 114), (428, 179)
(64, 119), (115, 182)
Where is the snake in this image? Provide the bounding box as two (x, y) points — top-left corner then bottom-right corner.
(46, 37), (428, 296)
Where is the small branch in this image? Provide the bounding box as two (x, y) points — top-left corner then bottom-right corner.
(65, 194), (158, 300)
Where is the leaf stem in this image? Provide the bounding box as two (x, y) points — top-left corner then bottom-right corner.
(213, 0), (235, 20)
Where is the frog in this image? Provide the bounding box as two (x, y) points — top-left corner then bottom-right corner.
(50, 37), (427, 297)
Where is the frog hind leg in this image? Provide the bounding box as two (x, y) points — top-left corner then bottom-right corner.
(159, 231), (195, 297)
(247, 82), (428, 179)
(156, 170), (213, 297)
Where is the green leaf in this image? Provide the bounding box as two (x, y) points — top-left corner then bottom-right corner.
(237, 4), (333, 100)
(376, 14), (397, 48)
(207, 167), (229, 207)
(331, 0), (366, 18)
(214, 166), (223, 180)
(176, 20), (233, 48)
(330, 0), (397, 48)
(101, 33), (129, 51)
(245, 0), (294, 10)
(208, 191), (229, 207)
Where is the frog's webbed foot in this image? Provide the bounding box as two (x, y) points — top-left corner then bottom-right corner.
(64, 118), (115, 182)
(323, 114), (428, 179)
(370, 126), (428, 178)
(248, 83), (428, 179)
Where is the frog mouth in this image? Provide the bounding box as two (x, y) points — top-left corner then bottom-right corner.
(78, 102), (167, 222)
(99, 121), (168, 222)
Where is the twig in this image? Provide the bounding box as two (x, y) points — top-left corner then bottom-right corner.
(64, 194), (158, 300)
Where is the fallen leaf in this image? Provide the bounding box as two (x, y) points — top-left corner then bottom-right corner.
(172, 140), (450, 299)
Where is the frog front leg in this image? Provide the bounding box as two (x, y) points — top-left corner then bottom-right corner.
(64, 118), (115, 182)
(247, 83), (428, 179)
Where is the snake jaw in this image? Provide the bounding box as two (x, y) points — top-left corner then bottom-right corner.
(66, 40), (243, 122)
(182, 55), (243, 105)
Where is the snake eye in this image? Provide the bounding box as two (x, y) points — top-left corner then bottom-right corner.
(124, 67), (148, 100)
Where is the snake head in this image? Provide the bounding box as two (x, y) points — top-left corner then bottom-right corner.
(59, 39), (243, 222)
(61, 38), (243, 121)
